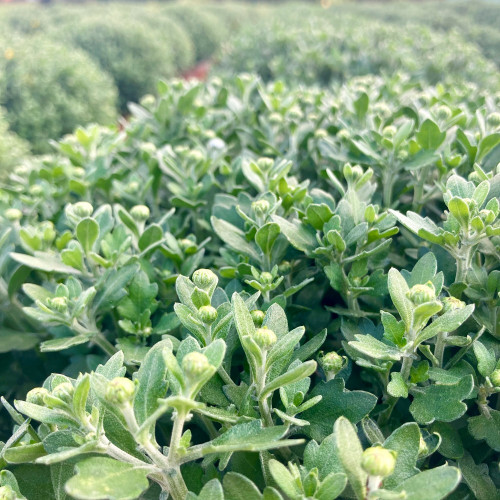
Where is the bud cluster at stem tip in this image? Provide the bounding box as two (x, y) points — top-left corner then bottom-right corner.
(407, 281), (436, 305)
(192, 269), (218, 291)
(182, 351), (210, 379)
(253, 326), (277, 349)
(105, 377), (136, 406)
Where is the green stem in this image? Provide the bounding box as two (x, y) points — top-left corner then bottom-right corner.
(454, 246), (472, 284)
(445, 326), (485, 370)
(93, 333), (118, 357)
(433, 332), (447, 368)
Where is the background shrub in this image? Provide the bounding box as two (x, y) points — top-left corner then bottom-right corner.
(0, 36), (117, 154)
(0, 108), (29, 178)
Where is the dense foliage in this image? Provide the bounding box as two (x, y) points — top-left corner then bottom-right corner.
(0, 2), (500, 499)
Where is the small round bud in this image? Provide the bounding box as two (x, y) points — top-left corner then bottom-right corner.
(314, 129), (328, 139)
(4, 208), (22, 221)
(130, 205), (150, 222)
(257, 158), (274, 171)
(407, 281), (436, 305)
(418, 435), (429, 457)
(49, 296), (68, 313)
(250, 310), (266, 326)
(29, 185), (43, 196)
(73, 167), (85, 178)
(52, 382), (75, 403)
(479, 209), (495, 225)
(140, 94), (156, 109)
(490, 369), (500, 387)
(337, 128), (351, 140)
(143, 326), (153, 337)
(140, 142), (157, 155)
(0, 486), (16, 500)
(382, 126), (397, 138)
(436, 105), (452, 121)
(268, 112), (283, 124)
(187, 150), (204, 163)
(42, 222), (56, 243)
(288, 106), (303, 120)
(260, 272), (273, 284)
(486, 112), (500, 128)
(253, 326), (277, 349)
(278, 260), (291, 275)
(192, 269), (218, 291)
(361, 447), (396, 478)
(198, 305), (218, 324)
(73, 202), (93, 218)
(252, 199), (271, 216)
(207, 137), (225, 151)
(441, 296), (465, 314)
(26, 387), (50, 406)
(397, 150), (409, 161)
(105, 377), (136, 406)
(125, 181), (140, 194)
(320, 351), (344, 375)
(182, 352), (210, 378)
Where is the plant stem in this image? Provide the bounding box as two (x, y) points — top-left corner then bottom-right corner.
(445, 326), (485, 370)
(433, 332), (447, 367)
(454, 246), (472, 283)
(93, 333), (118, 357)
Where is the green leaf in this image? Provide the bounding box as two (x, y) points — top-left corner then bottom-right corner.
(10, 252), (82, 275)
(468, 409), (500, 451)
(65, 457), (149, 500)
(268, 460), (298, 499)
(301, 379), (377, 441)
(416, 119), (446, 150)
(316, 473), (346, 500)
(409, 375), (474, 424)
(261, 360), (317, 399)
(211, 217), (260, 261)
(73, 374), (91, 422)
(271, 215), (317, 254)
(0, 328), (39, 353)
(40, 335), (91, 352)
(334, 417), (366, 500)
(430, 422), (464, 459)
(394, 465), (461, 500)
(349, 334), (402, 361)
(448, 198), (470, 228)
(383, 423), (420, 489)
(255, 223), (280, 255)
(76, 218), (99, 254)
(381, 312), (405, 347)
(134, 339), (169, 429)
(4, 443), (46, 464)
(387, 372), (408, 398)
(231, 292), (256, 341)
(305, 204), (334, 230)
(415, 304), (474, 345)
(472, 340), (496, 377)
(223, 472), (262, 500)
(14, 400), (78, 427)
(387, 268), (412, 330)
(458, 452), (498, 500)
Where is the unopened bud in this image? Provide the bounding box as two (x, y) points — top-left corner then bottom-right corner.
(278, 261), (291, 275)
(260, 272), (273, 284)
(192, 269), (218, 291)
(29, 185), (43, 196)
(320, 351), (344, 375)
(198, 305), (217, 324)
(4, 208), (22, 221)
(130, 205), (150, 222)
(253, 326), (277, 349)
(52, 382), (75, 403)
(105, 377), (136, 406)
(187, 150), (204, 163)
(407, 281), (436, 305)
(490, 369), (500, 387)
(382, 126), (397, 138)
(73, 202), (93, 218)
(26, 387), (50, 406)
(49, 296), (68, 313)
(314, 129), (328, 139)
(486, 112), (500, 128)
(252, 199), (270, 216)
(257, 158), (274, 171)
(436, 105), (452, 121)
(0, 486), (16, 500)
(441, 296), (465, 314)
(182, 352), (210, 378)
(250, 310), (265, 326)
(361, 446), (396, 477)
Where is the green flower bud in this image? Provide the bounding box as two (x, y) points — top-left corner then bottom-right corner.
(73, 202), (93, 218)
(252, 199), (271, 216)
(192, 269), (218, 291)
(260, 272), (273, 284)
(337, 128), (351, 140)
(436, 105), (452, 121)
(250, 310), (266, 326)
(490, 369), (500, 387)
(407, 281), (436, 305)
(130, 205), (150, 222)
(361, 446), (396, 477)
(288, 106), (303, 120)
(314, 129), (328, 139)
(105, 377), (136, 406)
(73, 167), (85, 178)
(198, 305), (218, 324)
(140, 94), (156, 109)
(187, 150), (204, 163)
(397, 150), (409, 161)
(479, 209), (495, 225)
(124, 181), (140, 194)
(42, 222), (56, 243)
(382, 125), (397, 138)
(182, 352), (211, 379)
(49, 296), (68, 313)
(253, 326), (277, 349)
(0, 486), (16, 500)
(257, 157), (274, 171)
(418, 435), (429, 457)
(320, 351), (344, 375)
(140, 142), (157, 155)
(4, 208), (22, 221)
(269, 112), (283, 124)
(441, 296), (465, 314)
(486, 112), (500, 128)
(26, 387), (50, 406)
(143, 326), (153, 337)
(278, 260), (291, 275)
(52, 382), (75, 403)
(29, 185), (43, 196)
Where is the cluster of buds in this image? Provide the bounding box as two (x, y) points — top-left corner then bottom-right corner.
(26, 381), (75, 409)
(361, 446), (397, 478)
(65, 201), (93, 226)
(192, 269), (219, 325)
(105, 377), (136, 407)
